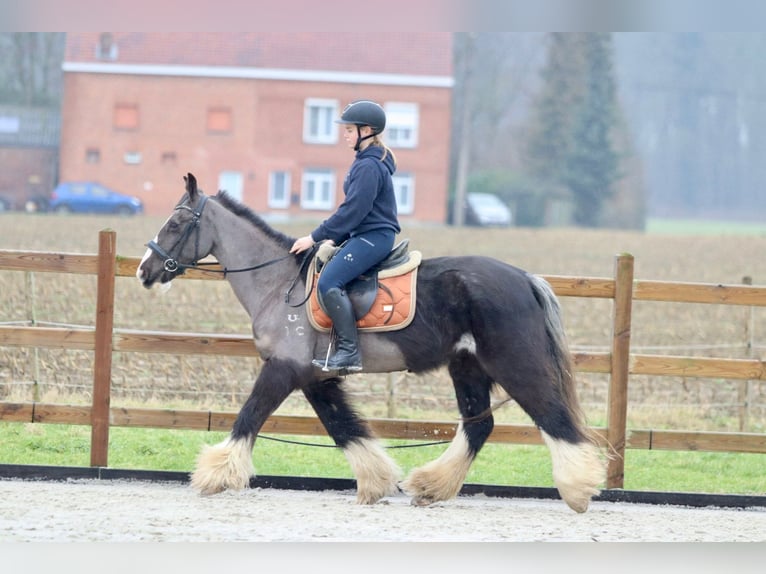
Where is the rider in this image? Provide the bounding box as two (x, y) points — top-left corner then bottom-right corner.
(290, 100), (401, 371)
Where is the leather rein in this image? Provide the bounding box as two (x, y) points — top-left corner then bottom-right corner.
(145, 194), (314, 307)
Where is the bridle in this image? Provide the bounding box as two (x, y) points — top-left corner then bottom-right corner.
(146, 195), (212, 275)
(145, 194), (314, 306)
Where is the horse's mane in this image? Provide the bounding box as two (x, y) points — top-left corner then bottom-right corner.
(213, 190), (295, 251)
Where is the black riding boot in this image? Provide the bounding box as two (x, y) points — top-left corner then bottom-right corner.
(313, 287), (362, 372)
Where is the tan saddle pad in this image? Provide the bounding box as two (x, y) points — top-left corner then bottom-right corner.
(306, 250), (421, 333)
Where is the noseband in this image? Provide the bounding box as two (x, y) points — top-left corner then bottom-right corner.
(147, 194), (210, 275)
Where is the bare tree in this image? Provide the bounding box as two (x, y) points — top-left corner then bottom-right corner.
(0, 33), (65, 107)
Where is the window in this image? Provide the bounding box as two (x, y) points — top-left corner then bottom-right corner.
(303, 99), (338, 144)
(301, 169), (335, 210)
(0, 116), (20, 134)
(96, 33), (118, 60)
(85, 148), (101, 164)
(91, 184), (110, 198)
(218, 171), (243, 202)
(392, 173), (415, 215)
(268, 171), (291, 209)
(123, 151), (141, 165)
(161, 151), (177, 165)
(207, 107), (232, 134)
(114, 103), (139, 130)
(384, 102), (419, 148)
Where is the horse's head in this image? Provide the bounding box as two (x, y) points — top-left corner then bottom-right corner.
(136, 173), (214, 289)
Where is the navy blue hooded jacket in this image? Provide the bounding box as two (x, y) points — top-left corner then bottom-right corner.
(310, 145), (400, 245)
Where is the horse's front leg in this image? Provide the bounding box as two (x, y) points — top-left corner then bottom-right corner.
(302, 378), (401, 504)
(190, 358), (305, 495)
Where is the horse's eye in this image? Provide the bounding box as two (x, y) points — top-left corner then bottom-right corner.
(166, 220), (180, 232)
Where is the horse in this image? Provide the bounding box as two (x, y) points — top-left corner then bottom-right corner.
(136, 173), (606, 513)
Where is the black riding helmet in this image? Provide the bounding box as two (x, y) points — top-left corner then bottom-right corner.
(335, 100), (386, 151)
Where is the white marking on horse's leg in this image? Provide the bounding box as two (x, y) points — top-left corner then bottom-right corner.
(400, 423), (473, 505)
(343, 438), (402, 504)
(541, 431), (605, 513)
(454, 333), (477, 354)
(190, 436), (254, 495)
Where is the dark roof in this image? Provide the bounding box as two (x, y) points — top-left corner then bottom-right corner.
(64, 32), (453, 77)
(0, 106), (60, 148)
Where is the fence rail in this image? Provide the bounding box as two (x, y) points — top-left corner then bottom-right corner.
(2, 230), (766, 490)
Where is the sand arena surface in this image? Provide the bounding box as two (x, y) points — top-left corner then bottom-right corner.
(1, 477), (764, 542)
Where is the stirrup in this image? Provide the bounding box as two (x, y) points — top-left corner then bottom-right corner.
(312, 335), (362, 372)
(311, 355), (362, 373)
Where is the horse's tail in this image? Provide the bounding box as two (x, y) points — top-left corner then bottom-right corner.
(527, 273), (594, 443)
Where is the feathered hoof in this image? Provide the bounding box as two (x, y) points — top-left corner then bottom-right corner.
(353, 459), (401, 505)
(399, 468), (461, 506)
(558, 483), (601, 514)
(189, 438), (254, 495)
(355, 483), (396, 505)
(343, 439), (402, 505)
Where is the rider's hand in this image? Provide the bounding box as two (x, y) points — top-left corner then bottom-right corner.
(290, 235), (315, 254)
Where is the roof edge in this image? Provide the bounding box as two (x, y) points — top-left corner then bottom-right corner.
(62, 62), (454, 88)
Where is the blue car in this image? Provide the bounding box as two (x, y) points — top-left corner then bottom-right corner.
(49, 182), (143, 215)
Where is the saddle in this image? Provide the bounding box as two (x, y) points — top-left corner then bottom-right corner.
(306, 239), (421, 332)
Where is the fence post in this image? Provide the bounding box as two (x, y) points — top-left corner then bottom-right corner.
(606, 253), (634, 489)
(90, 230), (117, 467)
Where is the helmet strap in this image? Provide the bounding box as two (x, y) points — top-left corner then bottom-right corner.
(354, 125), (377, 151)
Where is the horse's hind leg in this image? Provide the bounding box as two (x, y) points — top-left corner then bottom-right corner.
(400, 349), (494, 506)
(191, 358), (302, 495)
(498, 364), (604, 513)
(303, 378), (401, 504)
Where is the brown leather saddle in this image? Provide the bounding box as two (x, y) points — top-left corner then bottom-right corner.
(306, 239), (421, 332)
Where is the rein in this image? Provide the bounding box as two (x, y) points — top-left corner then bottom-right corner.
(146, 194), (316, 307)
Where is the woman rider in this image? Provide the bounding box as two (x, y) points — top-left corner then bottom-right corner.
(290, 100), (400, 371)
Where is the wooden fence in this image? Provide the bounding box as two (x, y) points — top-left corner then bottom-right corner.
(1, 229), (766, 490)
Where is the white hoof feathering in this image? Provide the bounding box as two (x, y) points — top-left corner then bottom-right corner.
(190, 437), (254, 495)
(541, 431), (606, 513)
(343, 438), (402, 504)
(400, 424), (473, 506)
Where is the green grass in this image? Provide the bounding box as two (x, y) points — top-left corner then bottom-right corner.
(646, 217), (766, 236)
(2, 422), (764, 495)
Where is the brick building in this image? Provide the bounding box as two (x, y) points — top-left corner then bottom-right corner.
(0, 105), (60, 212)
(60, 33), (454, 222)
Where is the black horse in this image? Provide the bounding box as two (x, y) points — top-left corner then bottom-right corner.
(136, 174), (605, 512)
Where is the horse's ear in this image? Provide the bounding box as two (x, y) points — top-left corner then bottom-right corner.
(184, 173), (198, 199)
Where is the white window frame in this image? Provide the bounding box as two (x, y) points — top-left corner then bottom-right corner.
(303, 98), (339, 145)
(392, 173), (415, 215)
(218, 171), (244, 202)
(301, 169), (335, 210)
(268, 170), (291, 209)
(384, 102), (419, 148)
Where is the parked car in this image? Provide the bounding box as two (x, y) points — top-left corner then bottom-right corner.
(49, 182), (143, 215)
(464, 192), (512, 227)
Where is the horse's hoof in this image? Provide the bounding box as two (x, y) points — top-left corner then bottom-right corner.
(409, 496), (435, 507)
(356, 491), (384, 505)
